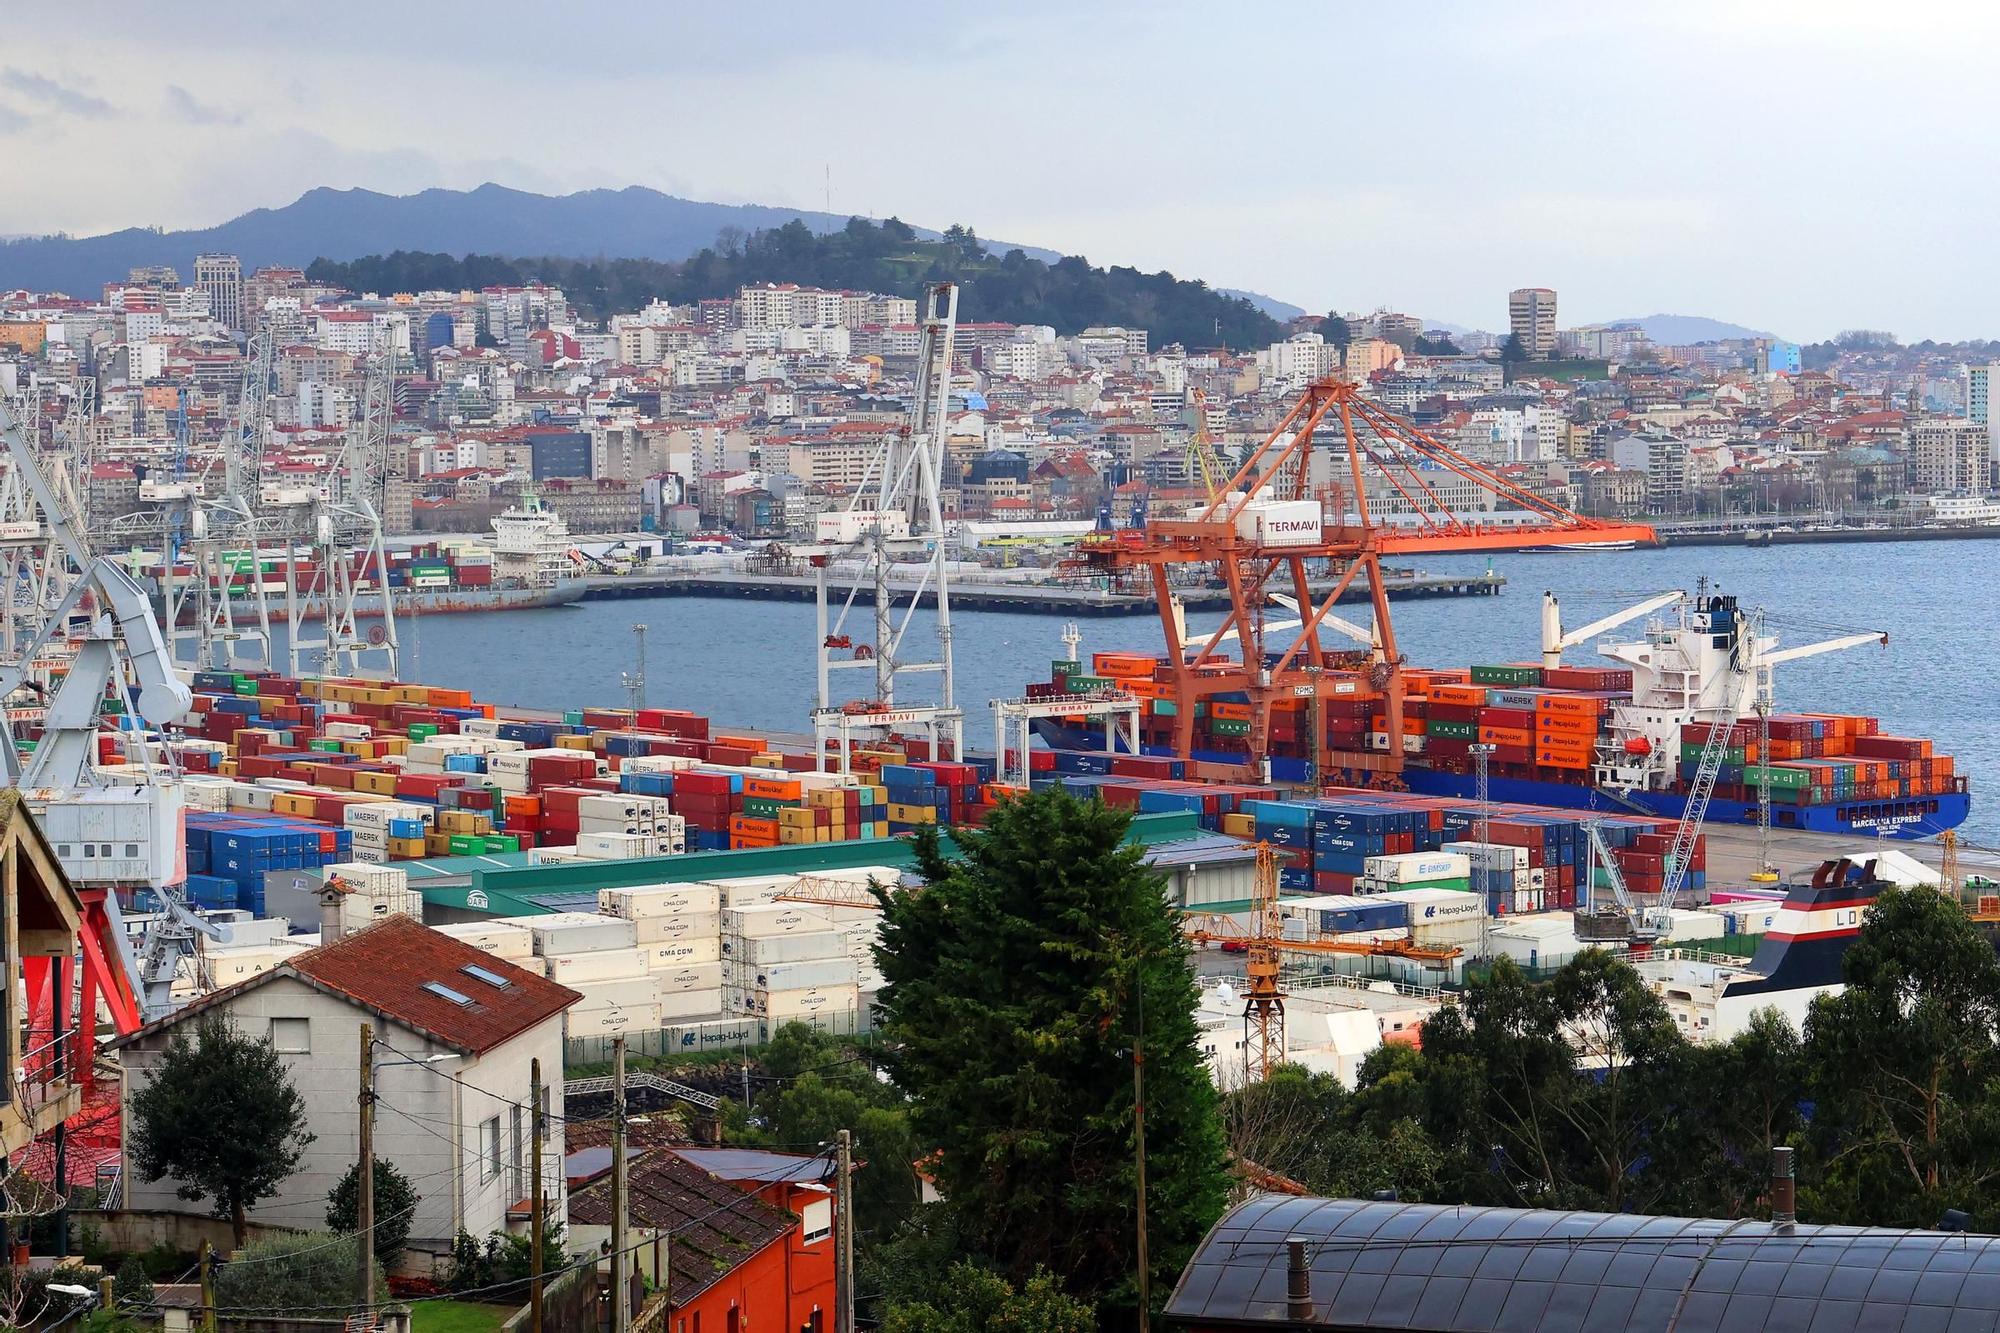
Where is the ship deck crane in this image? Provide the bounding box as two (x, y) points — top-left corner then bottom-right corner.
(1079, 375), (1656, 783)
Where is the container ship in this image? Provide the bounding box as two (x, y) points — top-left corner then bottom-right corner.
(1029, 589), (1969, 841)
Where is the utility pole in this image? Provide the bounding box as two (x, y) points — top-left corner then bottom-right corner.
(835, 1129), (854, 1333)
(622, 624), (648, 716)
(199, 1240), (216, 1333)
(357, 1021), (375, 1311)
(610, 1037), (630, 1333)
(531, 1057), (545, 1333)
(1133, 961), (1150, 1333)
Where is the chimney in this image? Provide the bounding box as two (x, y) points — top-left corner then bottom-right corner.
(319, 883), (347, 943)
(1286, 1237), (1313, 1323)
(1770, 1146), (1796, 1234)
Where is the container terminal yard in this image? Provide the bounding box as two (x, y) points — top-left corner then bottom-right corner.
(0, 288), (1988, 1322)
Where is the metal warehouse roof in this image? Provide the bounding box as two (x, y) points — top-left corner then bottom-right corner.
(1166, 1196), (2000, 1332)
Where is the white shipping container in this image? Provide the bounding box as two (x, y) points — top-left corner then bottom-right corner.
(643, 938), (722, 968)
(658, 988), (725, 1021)
(630, 911), (722, 945)
(599, 883), (723, 919)
(542, 948), (651, 984)
(763, 983), (862, 1019)
(321, 861), (409, 896)
(569, 1001), (663, 1037)
(654, 961), (724, 993)
(1233, 498), (1322, 548)
(1363, 852), (1471, 884)
(1444, 841), (1529, 871)
(432, 921), (536, 960)
(754, 958), (860, 991)
(724, 904), (834, 938)
(723, 931), (849, 965)
(704, 876), (795, 908)
(574, 831), (656, 861)
(567, 975), (660, 1010)
(510, 912), (637, 955)
(343, 802), (433, 832)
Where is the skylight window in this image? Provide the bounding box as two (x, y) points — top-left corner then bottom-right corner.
(462, 963), (513, 990)
(422, 981), (476, 1007)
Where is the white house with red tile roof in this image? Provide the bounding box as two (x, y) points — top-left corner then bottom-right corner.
(108, 917), (580, 1268)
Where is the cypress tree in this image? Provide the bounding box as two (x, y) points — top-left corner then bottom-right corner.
(872, 787), (1228, 1321)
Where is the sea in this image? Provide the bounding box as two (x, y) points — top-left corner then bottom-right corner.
(333, 537), (2000, 844)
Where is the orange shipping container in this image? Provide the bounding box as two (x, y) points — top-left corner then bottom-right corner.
(1535, 695), (1604, 719)
(1212, 702), (1252, 722)
(1430, 683), (1489, 707)
(1478, 726), (1533, 747)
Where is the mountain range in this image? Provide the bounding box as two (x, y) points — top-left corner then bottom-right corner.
(0, 183), (1074, 296)
(1610, 314), (1779, 345)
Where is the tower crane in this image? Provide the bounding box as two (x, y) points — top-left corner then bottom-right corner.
(1080, 376), (1656, 782)
(1183, 387), (1226, 501)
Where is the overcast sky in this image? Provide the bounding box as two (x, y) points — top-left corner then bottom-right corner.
(2, 1), (1995, 341)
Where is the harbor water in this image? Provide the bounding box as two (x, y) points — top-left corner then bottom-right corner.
(331, 537), (2000, 844)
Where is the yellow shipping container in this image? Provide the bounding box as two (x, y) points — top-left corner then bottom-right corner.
(425, 832), (454, 857)
(778, 824), (811, 845)
(555, 734), (592, 751)
(1219, 812), (1256, 838)
(273, 793), (317, 817)
(887, 802), (937, 825)
(353, 771), (398, 796)
(750, 753), (785, 769)
(778, 808), (816, 829)
(390, 837), (428, 859)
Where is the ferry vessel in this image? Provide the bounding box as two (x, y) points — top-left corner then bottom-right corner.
(1031, 588), (1969, 841)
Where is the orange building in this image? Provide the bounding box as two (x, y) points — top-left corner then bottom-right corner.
(568, 1145), (839, 1333)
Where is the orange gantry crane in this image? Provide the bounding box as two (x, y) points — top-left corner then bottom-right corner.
(1081, 376), (1656, 784)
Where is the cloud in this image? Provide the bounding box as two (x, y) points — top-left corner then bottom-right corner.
(165, 85), (241, 126)
(0, 68), (111, 117)
(0, 103), (29, 135)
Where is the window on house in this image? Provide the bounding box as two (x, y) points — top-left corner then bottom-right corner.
(801, 1199), (832, 1245)
(270, 1017), (310, 1053)
(510, 1105), (524, 1199)
(482, 1117), (502, 1181)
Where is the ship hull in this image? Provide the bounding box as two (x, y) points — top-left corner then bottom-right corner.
(157, 580), (585, 624)
(1027, 720), (1968, 840)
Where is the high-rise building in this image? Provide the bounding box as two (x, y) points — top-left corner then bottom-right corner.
(1507, 287), (1557, 359)
(126, 264), (180, 294)
(1964, 363), (2000, 462)
(194, 253), (243, 331)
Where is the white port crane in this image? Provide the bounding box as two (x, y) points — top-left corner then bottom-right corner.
(0, 398), (218, 1019)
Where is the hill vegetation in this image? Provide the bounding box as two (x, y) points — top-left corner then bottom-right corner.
(305, 216), (1283, 350)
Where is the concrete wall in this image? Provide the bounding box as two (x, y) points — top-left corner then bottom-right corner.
(87, 1209), (303, 1254)
(117, 976), (568, 1257)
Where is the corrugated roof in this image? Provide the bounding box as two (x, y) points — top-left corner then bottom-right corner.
(1167, 1196), (2000, 1331)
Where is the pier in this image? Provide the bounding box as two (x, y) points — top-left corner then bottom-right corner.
(575, 568), (1507, 615)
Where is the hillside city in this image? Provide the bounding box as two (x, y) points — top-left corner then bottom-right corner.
(4, 255), (1997, 547)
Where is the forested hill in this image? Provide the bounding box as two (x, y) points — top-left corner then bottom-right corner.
(305, 217), (1284, 351)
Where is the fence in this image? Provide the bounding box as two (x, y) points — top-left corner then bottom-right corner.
(565, 1004), (875, 1068)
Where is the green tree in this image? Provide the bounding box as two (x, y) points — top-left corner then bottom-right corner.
(1500, 331), (1528, 363)
(129, 1016), (315, 1245)
(737, 1025), (924, 1245)
(873, 788), (1228, 1322)
(1802, 884), (2000, 1227)
(880, 1262), (1095, 1333)
(326, 1158), (421, 1271)
(1317, 312), (1352, 348)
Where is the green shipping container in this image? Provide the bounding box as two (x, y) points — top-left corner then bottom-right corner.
(448, 834), (481, 855)
(1470, 665), (1541, 686)
(1052, 659), (1082, 676)
(310, 739), (342, 753)
(409, 723), (439, 740)
(1066, 675), (1113, 691)
(1427, 720), (1478, 739)
(1744, 765), (1812, 790)
(1153, 700), (1177, 716)
(484, 835), (519, 853)
(1681, 743), (1747, 764)
(1210, 719), (1251, 737)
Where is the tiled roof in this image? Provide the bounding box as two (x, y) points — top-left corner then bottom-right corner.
(290, 917), (580, 1055)
(669, 1148), (836, 1186)
(108, 917), (579, 1056)
(569, 1152), (798, 1307)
